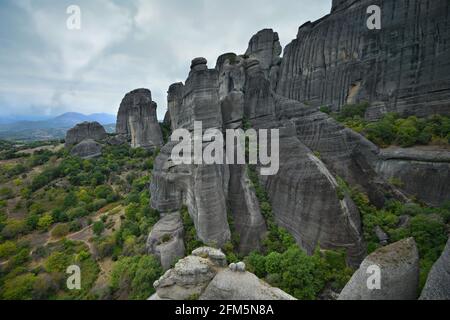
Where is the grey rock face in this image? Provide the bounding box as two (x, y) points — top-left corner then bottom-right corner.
(192, 247), (227, 267)
(151, 141), (231, 248)
(153, 255), (218, 300)
(152, 58), (266, 251)
(420, 238), (450, 300)
(339, 238), (420, 300)
(146, 212), (185, 270)
(199, 269), (295, 300)
(70, 139), (103, 159)
(277, 0), (450, 119)
(376, 148), (450, 206)
(374, 226), (389, 246)
(65, 122), (107, 147)
(276, 95), (405, 208)
(245, 29), (282, 90)
(259, 123), (366, 266)
(116, 88), (164, 150)
(227, 165), (267, 255)
(151, 247), (295, 300)
(105, 134), (127, 146)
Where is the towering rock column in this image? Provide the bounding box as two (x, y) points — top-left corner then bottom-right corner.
(152, 58), (231, 248)
(116, 88), (164, 150)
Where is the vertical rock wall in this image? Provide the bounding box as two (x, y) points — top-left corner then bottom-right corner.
(277, 0), (450, 120)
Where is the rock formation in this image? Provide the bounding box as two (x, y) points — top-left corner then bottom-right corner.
(149, 247), (295, 300)
(150, 1), (450, 271)
(70, 139), (103, 159)
(146, 212), (185, 270)
(65, 121), (107, 147)
(376, 147), (450, 206)
(116, 88), (164, 150)
(420, 238), (450, 300)
(151, 33), (367, 265)
(151, 58), (266, 252)
(276, 0), (450, 120)
(338, 238), (420, 300)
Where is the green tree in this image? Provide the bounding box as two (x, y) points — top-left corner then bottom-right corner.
(110, 255), (162, 299)
(93, 221), (105, 236)
(37, 213), (53, 231)
(1, 273), (37, 300)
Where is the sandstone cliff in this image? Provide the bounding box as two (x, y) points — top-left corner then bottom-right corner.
(277, 0), (450, 120)
(150, 0), (450, 271)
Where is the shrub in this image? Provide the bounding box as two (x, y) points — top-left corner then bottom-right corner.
(1, 219), (28, 239)
(110, 255), (162, 300)
(44, 252), (71, 273)
(93, 221), (105, 236)
(37, 213), (54, 231)
(0, 240), (18, 259)
(51, 224), (70, 238)
(1, 273), (37, 300)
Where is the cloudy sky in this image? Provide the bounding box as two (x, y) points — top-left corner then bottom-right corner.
(0, 0), (331, 121)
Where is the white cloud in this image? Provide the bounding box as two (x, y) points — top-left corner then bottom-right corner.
(0, 0), (331, 120)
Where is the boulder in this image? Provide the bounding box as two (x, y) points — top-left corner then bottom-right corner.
(65, 122), (107, 147)
(153, 255), (219, 300)
(338, 238), (420, 300)
(105, 134), (127, 146)
(199, 269), (295, 300)
(191, 247), (227, 267)
(151, 247), (295, 300)
(116, 88), (164, 150)
(70, 139), (103, 159)
(420, 238), (450, 300)
(146, 212), (185, 270)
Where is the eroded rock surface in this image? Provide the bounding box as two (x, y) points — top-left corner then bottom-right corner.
(116, 88), (164, 150)
(376, 148), (450, 206)
(339, 238), (420, 300)
(200, 269), (295, 300)
(277, 0), (450, 119)
(150, 247), (295, 300)
(146, 212), (185, 270)
(65, 122), (107, 147)
(70, 139), (103, 159)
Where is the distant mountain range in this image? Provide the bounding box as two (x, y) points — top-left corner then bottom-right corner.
(0, 112), (116, 141)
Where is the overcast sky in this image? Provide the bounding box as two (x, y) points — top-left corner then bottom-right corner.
(0, 0), (331, 120)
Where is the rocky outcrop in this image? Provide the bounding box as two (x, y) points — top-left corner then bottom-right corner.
(146, 212), (185, 270)
(152, 34), (368, 264)
(277, 0), (450, 120)
(151, 58), (269, 252)
(245, 29), (282, 90)
(151, 59), (231, 248)
(116, 88), (164, 150)
(339, 238), (420, 300)
(149, 247), (295, 300)
(227, 165), (267, 254)
(258, 123), (366, 266)
(376, 147), (450, 206)
(200, 269), (295, 300)
(70, 139), (103, 159)
(65, 122), (107, 147)
(420, 238), (450, 300)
